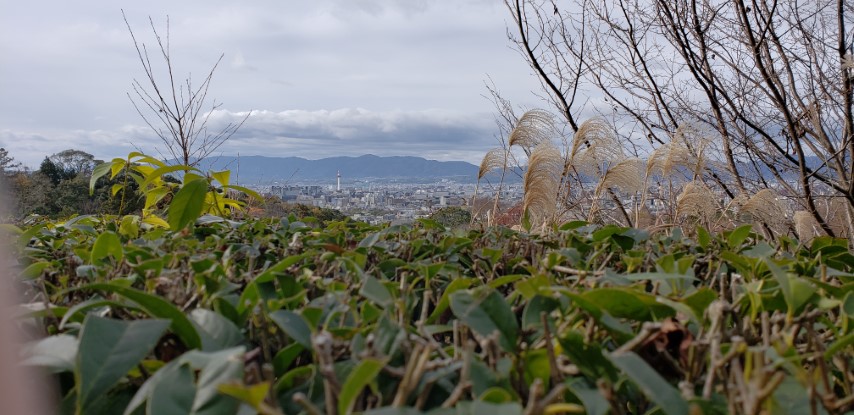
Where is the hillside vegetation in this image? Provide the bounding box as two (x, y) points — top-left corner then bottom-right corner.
(8, 192), (853, 414)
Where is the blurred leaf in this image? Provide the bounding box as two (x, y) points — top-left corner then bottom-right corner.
(76, 316), (169, 414)
(81, 283), (201, 349)
(338, 358), (386, 415)
(565, 378), (609, 415)
(21, 334), (79, 373)
(726, 224), (752, 249)
(427, 277), (474, 324)
(218, 382), (270, 411)
(210, 170), (230, 187)
(21, 261), (50, 279)
(360, 275), (393, 308)
(91, 231), (123, 264)
(190, 308), (243, 352)
(451, 287), (519, 352)
(270, 310), (313, 349)
(607, 352), (689, 415)
(479, 387), (514, 404)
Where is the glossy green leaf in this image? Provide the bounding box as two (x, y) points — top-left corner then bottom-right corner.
(211, 170), (233, 186)
(76, 316), (169, 414)
(270, 310), (313, 349)
(168, 178), (209, 230)
(142, 164), (197, 187)
(727, 224), (752, 249)
(338, 357), (386, 415)
(81, 283), (201, 349)
(91, 231), (123, 264)
(89, 162), (113, 194)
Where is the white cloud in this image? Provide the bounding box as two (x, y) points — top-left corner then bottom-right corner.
(0, 1), (542, 166)
(0, 108), (500, 168)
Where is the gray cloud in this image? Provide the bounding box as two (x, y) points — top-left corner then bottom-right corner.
(1, 108), (499, 168)
(0, 0), (542, 168)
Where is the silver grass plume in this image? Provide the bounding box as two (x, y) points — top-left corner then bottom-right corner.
(478, 148), (508, 180)
(523, 141), (562, 226)
(646, 124), (710, 179)
(740, 189), (786, 226)
(570, 118), (623, 176)
(595, 158), (645, 196)
(676, 181), (719, 220)
(793, 210), (819, 243)
(508, 109), (555, 155)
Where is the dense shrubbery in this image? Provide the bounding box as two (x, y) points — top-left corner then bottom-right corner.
(8, 209), (853, 414)
(2, 152), (851, 414)
(429, 206), (472, 229)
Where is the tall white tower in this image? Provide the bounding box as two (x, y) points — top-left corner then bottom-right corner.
(337, 170), (341, 191)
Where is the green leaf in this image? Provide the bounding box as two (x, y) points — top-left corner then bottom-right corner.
(582, 288), (673, 321)
(89, 162), (113, 195)
(565, 378), (609, 415)
(91, 231), (123, 264)
(118, 215), (139, 239)
(189, 308), (243, 352)
(360, 274), (393, 308)
(427, 277), (474, 324)
(607, 352), (689, 415)
(76, 316), (170, 414)
(148, 363), (196, 414)
(60, 298), (141, 329)
(824, 331), (854, 359)
(727, 224), (752, 249)
(81, 283), (201, 349)
(21, 261), (50, 279)
(141, 164), (197, 188)
(479, 387), (514, 403)
(696, 226), (711, 249)
(218, 382), (270, 410)
(168, 178), (210, 230)
(764, 258), (793, 316)
(124, 347), (245, 415)
(210, 170), (230, 187)
(338, 358), (386, 415)
(270, 310), (313, 349)
(450, 287), (519, 352)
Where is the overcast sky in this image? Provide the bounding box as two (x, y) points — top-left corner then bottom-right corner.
(0, 0), (544, 168)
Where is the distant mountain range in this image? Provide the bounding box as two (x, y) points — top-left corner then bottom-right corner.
(187, 153), (837, 185)
(191, 154), (487, 184)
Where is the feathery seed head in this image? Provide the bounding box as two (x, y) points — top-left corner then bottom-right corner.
(523, 141), (562, 226)
(479, 148), (509, 180)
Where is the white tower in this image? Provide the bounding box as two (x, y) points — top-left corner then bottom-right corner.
(337, 170), (341, 191)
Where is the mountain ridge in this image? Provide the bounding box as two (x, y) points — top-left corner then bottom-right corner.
(190, 154), (483, 183)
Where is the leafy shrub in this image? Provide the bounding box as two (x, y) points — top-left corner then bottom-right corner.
(429, 206), (471, 229)
(5, 154), (853, 414)
(8, 213), (853, 414)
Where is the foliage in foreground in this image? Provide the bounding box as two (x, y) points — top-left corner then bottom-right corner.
(6, 213), (854, 414)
